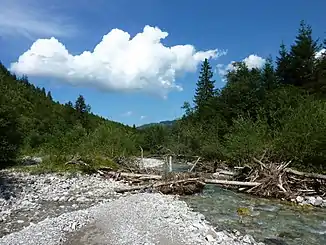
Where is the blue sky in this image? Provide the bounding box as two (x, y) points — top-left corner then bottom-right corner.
(0, 0), (325, 126)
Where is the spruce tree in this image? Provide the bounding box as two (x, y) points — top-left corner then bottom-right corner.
(74, 95), (91, 129)
(75, 95), (90, 114)
(41, 88), (46, 96)
(47, 91), (53, 101)
(315, 39), (326, 96)
(276, 42), (291, 84)
(261, 57), (277, 90)
(289, 20), (321, 88)
(193, 59), (215, 116)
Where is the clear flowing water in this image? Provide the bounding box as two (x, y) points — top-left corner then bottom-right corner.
(182, 185), (326, 245)
(172, 164), (326, 245)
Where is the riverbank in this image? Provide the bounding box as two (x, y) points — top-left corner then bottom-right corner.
(0, 170), (262, 245)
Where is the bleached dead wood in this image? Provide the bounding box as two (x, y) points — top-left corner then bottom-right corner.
(204, 179), (261, 187)
(216, 170), (235, 176)
(189, 157), (201, 172)
(284, 168), (326, 180)
(106, 171), (162, 180)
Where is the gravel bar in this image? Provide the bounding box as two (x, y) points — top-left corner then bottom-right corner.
(0, 170), (263, 245)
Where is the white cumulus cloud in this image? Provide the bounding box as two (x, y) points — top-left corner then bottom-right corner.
(11, 25), (224, 96)
(217, 54), (266, 81)
(316, 49), (326, 59)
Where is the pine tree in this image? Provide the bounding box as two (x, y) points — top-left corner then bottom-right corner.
(75, 95), (90, 114)
(276, 42), (291, 84)
(261, 56), (277, 90)
(193, 59), (215, 115)
(41, 88), (46, 96)
(314, 39), (326, 96)
(74, 95), (91, 129)
(47, 91), (53, 101)
(288, 20), (321, 88)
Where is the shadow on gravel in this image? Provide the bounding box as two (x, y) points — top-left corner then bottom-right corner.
(0, 170), (22, 200)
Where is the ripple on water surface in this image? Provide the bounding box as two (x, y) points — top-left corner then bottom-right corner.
(182, 185), (326, 245)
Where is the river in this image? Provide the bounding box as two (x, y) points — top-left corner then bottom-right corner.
(173, 164), (326, 245)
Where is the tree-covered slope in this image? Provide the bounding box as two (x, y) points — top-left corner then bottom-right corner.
(0, 63), (140, 167)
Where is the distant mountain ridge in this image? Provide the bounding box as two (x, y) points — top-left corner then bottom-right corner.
(137, 120), (176, 129)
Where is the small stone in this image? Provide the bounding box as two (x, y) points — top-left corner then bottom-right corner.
(192, 221), (204, 230)
(68, 196), (75, 202)
(322, 200), (326, 207)
(306, 196), (316, 205)
(62, 184), (70, 189)
(17, 220), (24, 224)
(233, 229), (241, 236)
(206, 234), (215, 242)
(59, 196), (67, 202)
(242, 234), (254, 244)
(70, 221), (78, 230)
(296, 196), (304, 203)
(315, 196), (323, 206)
(76, 196), (89, 203)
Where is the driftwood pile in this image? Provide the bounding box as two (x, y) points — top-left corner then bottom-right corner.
(233, 157), (326, 199)
(65, 155), (326, 199)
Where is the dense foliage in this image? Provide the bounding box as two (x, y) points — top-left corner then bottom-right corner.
(0, 64), (140, 168)
(141, 21), (326, 171)
(1, 20), (325, 172)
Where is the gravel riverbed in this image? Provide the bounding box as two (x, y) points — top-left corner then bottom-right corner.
(0, 170), (262, 245)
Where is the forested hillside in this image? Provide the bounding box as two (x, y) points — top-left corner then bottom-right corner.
(0, 63), (140, 167)
(141, 21), (326, 172)
(1, 20), (326, 172)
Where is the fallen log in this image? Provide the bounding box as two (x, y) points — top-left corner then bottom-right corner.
(114, 178), (202, 194)
(204, 179), (261, 187)
(285, 168), (326, 180)
(115, 178), (261, 194)
(106, 171), (162, 180)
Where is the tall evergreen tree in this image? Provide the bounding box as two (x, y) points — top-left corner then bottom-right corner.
(288, 20), (321, 88)
(75, 95), (90, 114)
(315, 40), (326, 96)
(47, 91), (53, 101)
(74, 95), (91, 129)
(193, 59), (215, 115)
(261, 57), (278, 90)
(276, 42), (291, 84)
(41, 88), (46, 96)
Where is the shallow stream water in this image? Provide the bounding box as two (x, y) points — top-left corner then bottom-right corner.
(183, 185), (326, 245)
(173, 164), (326, 245)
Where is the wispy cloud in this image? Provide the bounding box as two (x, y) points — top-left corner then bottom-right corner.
(122, 111), (133, 117)
(0, 0), (77, 39)
(140, 115), (146, 120)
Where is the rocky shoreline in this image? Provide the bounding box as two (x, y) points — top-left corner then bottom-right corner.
(0, 170), (263, 245)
